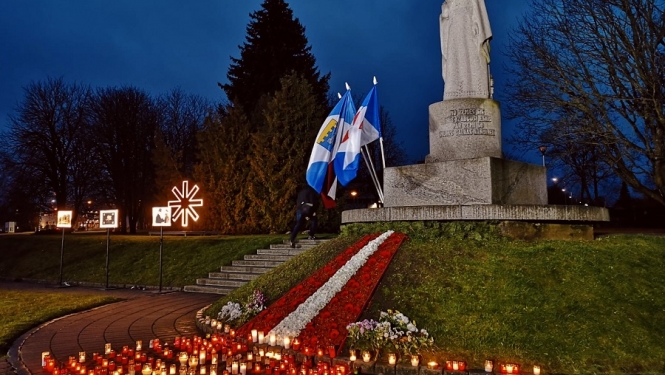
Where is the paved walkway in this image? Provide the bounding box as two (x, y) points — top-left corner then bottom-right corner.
(1, 282), (218, 375)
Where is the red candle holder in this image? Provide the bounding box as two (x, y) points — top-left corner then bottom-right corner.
(292, 339), (301, 351)
(500, 364), (520, 374)
(327, 346), (336, 359)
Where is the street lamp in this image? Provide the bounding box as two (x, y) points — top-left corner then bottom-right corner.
(538, 145), (548, 167)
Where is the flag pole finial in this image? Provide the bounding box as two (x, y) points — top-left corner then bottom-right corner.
(345, 82), (351, 91)
(337, 92), (342, 99)
(373, 76), (378, 85)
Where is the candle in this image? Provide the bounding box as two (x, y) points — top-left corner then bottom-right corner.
(254, 364), (261, 373)
(274, 353), (281, 361)
(361, 352), (371, 363)
(258, 332), (265, 345)
(246, 353), (253, 362)
(141, 365), (152, 375)
(200, 351), (207, 365)
(506, 365), (514, 374)
(485, 360), (494, 373)
(317, 348), (324, 357)
(42, 352), (50, 367)
(349, 350), (356, 362)
(240, 363), (247, 375)
(232, 361), (239, 375)
(283, 337), (290, 349)
(533, 366), (541, 375)
(428, 362), (438, 370)
(179, 353), (189, 366)
(106, 344), (113, 355)
(388, 354), (396, 365)
(453, 361), (459, 371)
(410, 356), (419, 367)
(291, 339), (300, 351)
(248, 330), (257, 343)
(216, 322), (223, 331)
(269, 334), (276, 347)
(136, 341), (143, 351)
(79, 352), (86, 363)
(201, 367), (207, 375)
(224, 325), (231, 334)
(327, 346), (336, 359)
(170, 365), (177, 375)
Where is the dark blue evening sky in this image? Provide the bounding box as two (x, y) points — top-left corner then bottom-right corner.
(0, 0), (533, 164)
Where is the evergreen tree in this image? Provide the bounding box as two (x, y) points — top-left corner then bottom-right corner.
(220, 0), (330, 123)
(246, 74), (324, 233)
(194, 104), (254, 233)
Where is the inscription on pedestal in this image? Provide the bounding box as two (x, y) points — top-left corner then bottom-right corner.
(440, 108), (496, 138)
(427, 99), (501, 162)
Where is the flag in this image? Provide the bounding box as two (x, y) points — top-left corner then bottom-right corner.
(359, 85), (381, 146)
(306, 89), (355, 207)
(334, 84), (381, 186)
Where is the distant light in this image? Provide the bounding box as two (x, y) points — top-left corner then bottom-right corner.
(350, 191), (358, 197)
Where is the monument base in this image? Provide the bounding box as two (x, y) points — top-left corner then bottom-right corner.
(340, 205), (610, 240)
(427, 99), (502, 162)
(384, 157), (547, 207)
(341, 205), (610, 223)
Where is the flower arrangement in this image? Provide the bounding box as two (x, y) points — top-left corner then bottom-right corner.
(378, 310), (434, 356)
(346, 310), (434, 359)
(346, 319), (387, 352)
(217, 289), (267, 327)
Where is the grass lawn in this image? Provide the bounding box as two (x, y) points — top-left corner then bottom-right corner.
(2, 225), (665, 374)
(0, 233), (287, 286)
(0, 289), (120, 357)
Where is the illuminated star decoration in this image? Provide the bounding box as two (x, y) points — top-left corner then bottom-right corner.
(168, 181), (203, 227)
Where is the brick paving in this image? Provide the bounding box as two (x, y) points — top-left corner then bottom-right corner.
(1, 282), (218, 375)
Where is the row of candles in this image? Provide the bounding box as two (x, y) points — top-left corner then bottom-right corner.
(41, 328), (542, 375)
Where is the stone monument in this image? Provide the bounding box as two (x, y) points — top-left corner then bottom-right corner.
(341, 0), (609, 239)
(384, 0), (546, 207)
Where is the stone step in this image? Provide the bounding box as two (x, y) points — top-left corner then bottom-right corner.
(183, 285), (234, 294)
(270, 243), (317, 250)
(256, 248), (306, 256)
(232, 260), (285, 268)
(208, 272), (259, 281)
(196, 278), (248, 288)
(220, 265), (272, 274)
(184, 238), (331, 294)
(244, 254), (294, 262)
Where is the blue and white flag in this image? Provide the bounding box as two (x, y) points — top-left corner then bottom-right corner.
(333, 84), (381, 186)
(306, 89), (355, 203)
(359, 85), (381, 146)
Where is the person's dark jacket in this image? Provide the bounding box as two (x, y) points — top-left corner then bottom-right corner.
(296, 186), (319, 218)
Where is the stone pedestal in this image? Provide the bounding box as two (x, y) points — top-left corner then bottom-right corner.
(384, 157), (547, 207)
(427, 99), (501, 162)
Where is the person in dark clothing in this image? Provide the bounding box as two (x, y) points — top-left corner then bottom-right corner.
(290, 185), (320, 247)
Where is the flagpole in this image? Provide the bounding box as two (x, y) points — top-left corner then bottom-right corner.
(379, 137), (387, 170)
(361, 146), (384, 203)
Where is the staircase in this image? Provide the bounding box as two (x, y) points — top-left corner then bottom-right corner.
(183, 239), (327, 294)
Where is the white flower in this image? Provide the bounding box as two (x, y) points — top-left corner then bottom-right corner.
(268, 231), (395, 339)
(407, 323), (417, 332)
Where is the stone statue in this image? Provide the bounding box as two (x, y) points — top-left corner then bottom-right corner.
(440, 0), (493, 100)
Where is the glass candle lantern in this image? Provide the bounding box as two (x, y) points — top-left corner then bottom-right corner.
(388, 354), (397, 365)
(179, 353), (189, 367)
(410, 355), (419, 367)
(485, 360), (494, 373)
(533, 366), (541, 375)
(361, 351), (371, 363)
